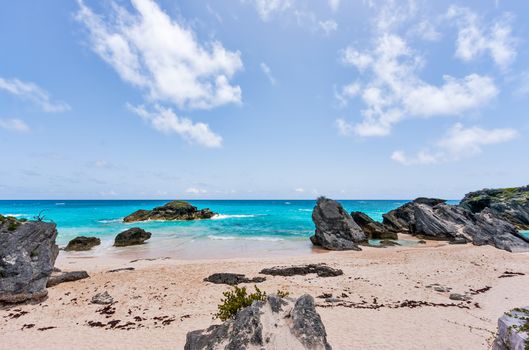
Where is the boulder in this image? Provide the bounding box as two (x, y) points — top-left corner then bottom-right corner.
(351, 211), (398, 239)
(184, 294), (332, 350)
(114, 227), (151, 247)
(91, 291), (114, 305)
(0, 218), (59, 303)
(311, 197), (367, 250)
(460, 186), (529, 230)
(494, 307), (529, 350)
(123, 200), (216, 223)
(64, 236), (101, 251)
(204, 273), (266, 286)
(260, 264), (343, 278)
(46, 270), (89, 287)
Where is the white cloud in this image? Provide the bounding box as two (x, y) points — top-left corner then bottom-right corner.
(392, 123), (518, 165)
(248, 0), (293, 21)
(76, 0), (243, 110)
(186, 187), (207, 194)
(409, 19), (441, 41)
(128, 104), (222, 148)
(294, 187), (305, 193)
(260, 62), (276, 85)
(339, 32), (498, 137)
(0, 77), (70, 112)
(335, 118), (354, 136)
(447, 6), (517, 70)
(0, 118), (30, 132)
(335, 82), (361, 107)
(318, 20), (338, 35)
(328, 0), (340, 12)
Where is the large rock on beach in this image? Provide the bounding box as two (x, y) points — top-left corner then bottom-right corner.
(123, 200), (216, 222)
(351, 211), (398, 240)
(460, 185), (529, 230)
(0, 217), (59, 303)
(494, 306), (529, 350)
(114, 227), (151, 247)
(47, 270), (89, 287)
(184, 294), (332, 350)
(310, 197), (367, 250)
(65, 236), (101, 251)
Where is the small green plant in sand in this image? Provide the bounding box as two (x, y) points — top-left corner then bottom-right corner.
(215, 286), (290, 321)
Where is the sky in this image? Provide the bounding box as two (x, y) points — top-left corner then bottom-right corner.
(0, 0), (528, 200)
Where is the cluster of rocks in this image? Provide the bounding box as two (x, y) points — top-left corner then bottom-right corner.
(311, 185), (529, 252)
(123, 200), (216, 223)
(185, 294), (332, 350)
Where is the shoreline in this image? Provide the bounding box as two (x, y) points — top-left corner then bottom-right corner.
(3, 242), (528, 349)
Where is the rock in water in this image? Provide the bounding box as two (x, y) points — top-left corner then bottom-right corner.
(114, 227), (151, 247)
(123, 200), (216, 222)
(311, 197), (367, 250)
(64, 236), (101, 251)
(460, 185), (529, 230)
(0, 218), (59, 303)
(351, 211), (398, 239)
(494, 306), (529, 350)
(184, 294), (332, 350)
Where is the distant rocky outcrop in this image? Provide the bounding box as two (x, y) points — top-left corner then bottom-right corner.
(460, 185), (529, 230)
(114, 227), (151, 247)
(351, 211), (398, 240)
(311, 197), (367, 250)
(123, 200), (216, 223)
(184, 294), (332, 350)
(0, 217), (59, 303)
(65, 236), (101, 251)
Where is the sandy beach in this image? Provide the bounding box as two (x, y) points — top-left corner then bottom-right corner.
(1, 237), (528, 350)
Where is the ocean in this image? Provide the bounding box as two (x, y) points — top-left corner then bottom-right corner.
(4, 199), (527, 258)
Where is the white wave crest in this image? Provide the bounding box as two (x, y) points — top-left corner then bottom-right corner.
(98, 218), (123, 223)
(298, 209), (312, 212)
(207, 235), (284, 242)
(3, 213), (26, 217)
(211, 214), (258, 220)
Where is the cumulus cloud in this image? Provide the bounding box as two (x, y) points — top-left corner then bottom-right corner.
(447, 6), (517, 70)
(260, 62), (276, 85)
(335, 118), (354, 136)
(0, 118), (30, 132)
(338, 32), (498, 137)
(391, 123), (518, 165)
(76, 0), (243, 110)
(318, 20), (338, 35)
(247, 0), (293, 21)
(0, 77), (70, 112)
(128, 104), (222, 148)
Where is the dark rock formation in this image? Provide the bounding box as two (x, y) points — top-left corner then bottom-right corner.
(123, 200), (216, 223)
(204, 273), (266, 286)
(0, 218), (59, 303)
(91, 291), (113, 305)
(460, 185), (529, 230)
(382, 198), (529, 252)
(260, 264), (343, 278)
(47, 270), (89, 287)
(184, 294), (332, 350)
(311, 197), (367, 250)
(494, 306), (529, 350)
(64, 236), (101, 251)
(114, 227), (151, 247)
(351, 211), (398, 239)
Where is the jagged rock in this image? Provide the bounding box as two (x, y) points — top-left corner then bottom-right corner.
(460, 186), (529, 230)
(0, 219), (59, 303)
(64, 236), (101, 251)
(47, 270), (89, 287)
(114, 227), (151, 247)
(123, 200), (216, 223)
(378, 240), (401, 247)
(204, 273), (266, 285)
(494, 306), (529, 350)
(382, 198), (529, 252)
(260, 264), (343, 278)
(311, 197), (367, 251)
(91, 291), (113, 305)
(351, 211), (398, 239)
(184, 294), (332, 350)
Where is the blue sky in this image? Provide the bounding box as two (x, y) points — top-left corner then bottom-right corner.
(0, 0), (528, 199)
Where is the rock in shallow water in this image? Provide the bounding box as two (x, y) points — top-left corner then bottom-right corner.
(114, 227), (151, 247)
(184, 294), (332, 350)
(123, 200), (216, 222)
(311, 197), (367, 251)
(0, 219), (58, 303)
(65, 236), (101, 251)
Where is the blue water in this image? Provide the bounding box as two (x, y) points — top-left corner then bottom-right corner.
(0, 200), (423, 246)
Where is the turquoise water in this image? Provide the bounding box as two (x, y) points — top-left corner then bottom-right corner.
(521, 231), (529, 239)
(0, 200), (424, 246)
